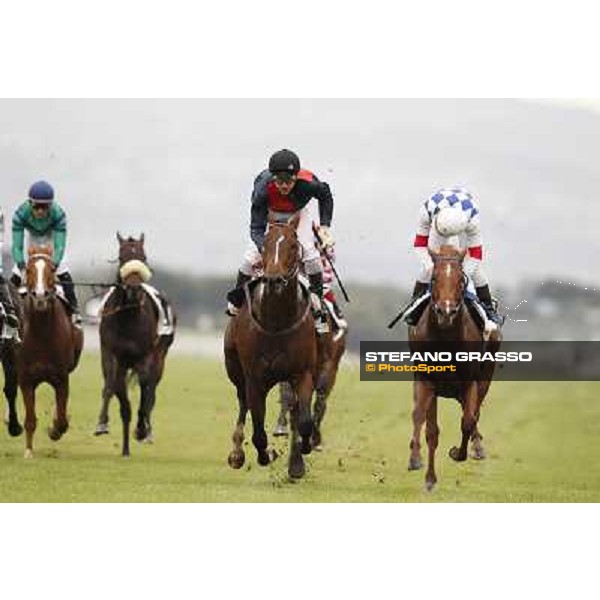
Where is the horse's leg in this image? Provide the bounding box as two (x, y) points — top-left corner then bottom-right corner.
(95, 347), (115, 436)
(247, 381), (272, 467)
(48, 378), (69, 441)
(450, 382), (479, 462)
(273, 382), (293, 437)
(136, 354), (161, 443)
(3, 348), (22, 437)
(408, 380), (434, 471)
(424, 396), (440, 491)
(312, 367), (331, 451)
(114, 366), (132, 457)
(470, 425), (486, 460)
(228, 383), (248, 469)
(22, 384), (37, 459)
(288, 371), (314, 480)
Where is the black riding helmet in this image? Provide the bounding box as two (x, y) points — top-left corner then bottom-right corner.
(268, 149), (301, 180)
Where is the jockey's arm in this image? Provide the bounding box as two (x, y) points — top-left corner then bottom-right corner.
(52, 207), (67, 265)
(249, 174), (269, 251)
(310, 176), (334, 227)
(464, 214), (485, 285)
(413, 204), (433, 281)
(11, 209), (26, 268)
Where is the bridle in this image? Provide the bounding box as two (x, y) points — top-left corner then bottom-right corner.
(430, 255), (466, 320)
(25, 253), (56, 300)
(261, 222), (303, 289)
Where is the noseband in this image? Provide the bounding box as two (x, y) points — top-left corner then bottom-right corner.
(431, 255), (466, 318)
(262, 223), (303, 288)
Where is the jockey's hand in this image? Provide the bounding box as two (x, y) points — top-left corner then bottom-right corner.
(317, 226), (335, 249)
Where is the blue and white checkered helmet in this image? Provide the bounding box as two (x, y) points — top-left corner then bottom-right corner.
(425, 187), (479, 220)
(435, 206), (469, 236)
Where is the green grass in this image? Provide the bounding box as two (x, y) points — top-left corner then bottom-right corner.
(0, 353), (598, 502)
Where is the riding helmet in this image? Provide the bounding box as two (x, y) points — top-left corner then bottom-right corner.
(268, 149), (301, 176)
(28, 181), (55, 203)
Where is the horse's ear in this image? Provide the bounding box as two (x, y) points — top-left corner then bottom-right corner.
(459, 248), (468, 262)
(117, 231), (123, 243)
(28, 246), (37, 257)
(140, 233), (145, 244)
(428, 248), (436, 260)
(267, 210), (276, 224)
(288, 213), (301, 230)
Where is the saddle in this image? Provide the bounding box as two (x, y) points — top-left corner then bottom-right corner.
(98, 284), (175, 337)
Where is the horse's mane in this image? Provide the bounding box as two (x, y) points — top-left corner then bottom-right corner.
(437, 245), (462, 258)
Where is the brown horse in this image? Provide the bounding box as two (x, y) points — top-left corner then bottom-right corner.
(224, 213), (318, 479)
(95, 233), (175, 456)
(18, 246), (83, 458)
(408, 245), (500, 490)
(274, 321), (347, 450)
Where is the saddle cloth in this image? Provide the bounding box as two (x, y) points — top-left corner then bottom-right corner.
(99, 284), (175, 337)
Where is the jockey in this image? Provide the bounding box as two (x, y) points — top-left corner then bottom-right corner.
(405, 187), (503, 326)
(0, 211), (19, 328)
(11, 181), (82, 327)
(227, 149), (335, 334)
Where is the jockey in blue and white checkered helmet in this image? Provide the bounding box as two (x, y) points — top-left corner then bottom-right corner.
(406, 187), (503, 326)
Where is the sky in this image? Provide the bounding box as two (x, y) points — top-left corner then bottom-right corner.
(0, 98), (597, 288)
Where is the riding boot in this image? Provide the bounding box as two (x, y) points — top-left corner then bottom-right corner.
(0, 275), (19, 329)
(226, 271), (252, 316)
(330, 297), (348, 331)
(57, 272), (82, 327)
(404, 281), (430, 326)
(476, 285), (504, 326)
(308, 272), (330, 335)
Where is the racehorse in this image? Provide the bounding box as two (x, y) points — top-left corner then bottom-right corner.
(18, 246), (83, 458)
(224, 213), (318, 479)
(408, 245), (501, 490)
(274, 321), (347, 450)
(95, 233), (175, 456)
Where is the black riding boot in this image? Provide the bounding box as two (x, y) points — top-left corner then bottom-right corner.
(57, 272), (82, 326)
(404, 281), (429, 326)
(308, 272), (329, 334)
(226, 271), (252, 316)
(0, 275), (18, 328)
(476, 285), (504, 326)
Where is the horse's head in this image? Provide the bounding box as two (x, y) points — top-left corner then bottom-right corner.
(116, 232), (151, 303)
(261, 212), (302, 295)
(25, 245), (56, 311)
(429, 245), (466, 328)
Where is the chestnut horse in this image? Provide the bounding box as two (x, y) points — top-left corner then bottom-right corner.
(18, 246), (83, 458)
(224, 213), (318, 479)
(408, 245), (501, 490)
(95, 234), (175, 456)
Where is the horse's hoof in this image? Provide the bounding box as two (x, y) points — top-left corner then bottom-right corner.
(24, 449), (33, 459)
(449, 446), (467, 462)
(273, 424), (288, 437)
(94, 423), (109, 436)
(425, 480), (436, 492)
(8, 421), (23, 437)
(268, 448), (279, 463)
(408, 456), (423, 471)
(312, 444), (324, 452)
(288, 459), (306, 480)
(257, 451), (271, 467)
(139, 433), (154, 445)
(48, 428), (63, 442)
(471, 446), (486, 460)
(311, 431), (323, 449)
(228, 451), (245, 469)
